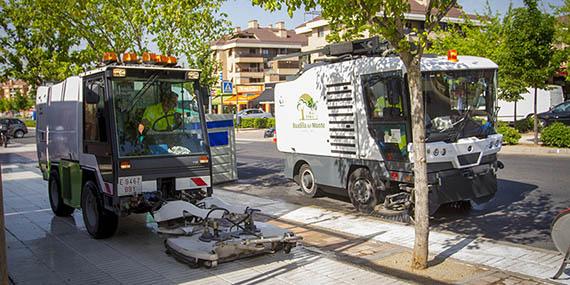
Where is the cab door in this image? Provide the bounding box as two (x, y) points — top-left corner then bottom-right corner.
(82, 76), (114, 185)
(361, 71), (410, 162)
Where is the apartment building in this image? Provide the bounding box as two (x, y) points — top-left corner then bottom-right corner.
(295, 0), (477, 62)
(211, 20), (307, 113)
(0, 80), (28, 99)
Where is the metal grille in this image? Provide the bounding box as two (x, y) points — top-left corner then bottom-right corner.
(457, 153), (480, 166)
(326, 82), (356, 156)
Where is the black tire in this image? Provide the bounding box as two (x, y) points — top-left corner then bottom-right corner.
(347, 168), (380, 214)
(298, 164), (321, 197)
(48, 172), (75, 216)
(81, 180), (118, 239)
(14, 129), (24, 138)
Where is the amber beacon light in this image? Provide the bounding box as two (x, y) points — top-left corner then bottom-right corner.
(447, 49), (458, 62)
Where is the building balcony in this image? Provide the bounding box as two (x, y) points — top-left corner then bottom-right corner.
(234, 54), (264, 63)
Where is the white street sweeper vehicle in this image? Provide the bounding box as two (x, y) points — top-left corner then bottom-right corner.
(36, 52), (300, 266)
(274, 38), (504, 216)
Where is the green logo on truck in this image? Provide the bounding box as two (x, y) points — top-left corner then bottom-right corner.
(297, 93), (318, 120)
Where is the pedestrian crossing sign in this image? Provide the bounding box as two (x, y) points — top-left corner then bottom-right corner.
(222, 81), (233, 94)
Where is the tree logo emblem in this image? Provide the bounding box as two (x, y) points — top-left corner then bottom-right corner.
(297, 93), (318, 120)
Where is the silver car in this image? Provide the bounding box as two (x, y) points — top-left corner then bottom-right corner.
(237, 109), (273, 119)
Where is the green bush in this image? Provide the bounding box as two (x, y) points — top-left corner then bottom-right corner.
(541, 123), (570, 148)
(514, 116), (534, 133)
(267, 118), (275, 128)
(496, 125), (521, 145)
(23, 119), (36, 128)
(236, 117), (274, 129)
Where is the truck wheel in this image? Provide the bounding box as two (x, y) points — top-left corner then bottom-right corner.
(348, 168), (379, 214)
(299, 164), (321, 197)
(48, 172), (75, 216)
(81, 181), (118, 239)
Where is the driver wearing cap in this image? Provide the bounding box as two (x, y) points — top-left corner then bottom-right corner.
(138, 91), (182, 134)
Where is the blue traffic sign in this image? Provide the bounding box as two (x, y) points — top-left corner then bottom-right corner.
(219, 72), (223, 81)
(222, 81), (233, 94)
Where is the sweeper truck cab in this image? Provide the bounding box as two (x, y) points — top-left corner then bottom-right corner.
(274, 38), (504, 216)
(36, 52), (213, 238)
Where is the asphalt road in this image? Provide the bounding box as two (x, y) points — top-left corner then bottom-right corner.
(2, 131), (568, 251)
(234, 139), (570, 251)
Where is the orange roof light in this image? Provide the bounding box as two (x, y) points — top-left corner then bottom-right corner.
(158, 55), (168, 65)
(103, 52), (118, 64)
(165, 56), (177, 66)
(122, 52), (138, 63)
(447, 49), (458, 62)
(142, 52), (154, 64)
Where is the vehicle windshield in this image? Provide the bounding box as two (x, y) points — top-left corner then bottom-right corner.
(111, 78), (206, 157)
(423, 69), (497, 142)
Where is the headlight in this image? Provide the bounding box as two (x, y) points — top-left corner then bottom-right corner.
(496, 140), (501, 147)
(489, 141), (493, 149)
(441, 148), (446, 156)
(433, 148), (439, 156)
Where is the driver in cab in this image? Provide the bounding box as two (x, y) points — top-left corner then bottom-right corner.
(138, 90), (182, 135)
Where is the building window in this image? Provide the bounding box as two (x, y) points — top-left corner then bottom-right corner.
(250, 78), (262, 83)
(262, 49), (269, 56)
(228, 49), (232, 56)
(249, 48), (257, 55)
(317, 27), (325, 38)
(279, 75), (287, 81)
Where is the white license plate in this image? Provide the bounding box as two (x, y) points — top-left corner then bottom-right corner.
(118, 176), (142, 196)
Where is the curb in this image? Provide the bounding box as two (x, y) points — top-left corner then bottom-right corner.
(501, 145), (570, 156)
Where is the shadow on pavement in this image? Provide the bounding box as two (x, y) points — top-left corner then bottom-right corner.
(432, 178), (563, 250)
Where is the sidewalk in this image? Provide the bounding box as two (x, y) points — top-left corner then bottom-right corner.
(235, 129), (273, 142)
(2, 160), (568, 284)
(500, 132), (570, 156)
(1, 163), (408, 285)
(217, 183), (569, 284)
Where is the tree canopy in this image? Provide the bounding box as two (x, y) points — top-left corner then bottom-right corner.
(0, 0), (230, 88)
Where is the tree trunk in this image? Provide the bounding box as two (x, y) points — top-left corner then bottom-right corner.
(407, 61), (430, 270)
(533, 87), (538, 145)
(513, 100), (517, 125)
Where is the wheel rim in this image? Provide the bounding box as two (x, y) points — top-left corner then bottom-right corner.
(15, 130), (23, 138)
(84, 189), (98, 230)
(301, 169), (314, 193)
(353, 179), (372, 204)
(49, 179), (59, 207)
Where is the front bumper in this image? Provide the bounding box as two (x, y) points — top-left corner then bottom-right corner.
(427, 163), (497, 214)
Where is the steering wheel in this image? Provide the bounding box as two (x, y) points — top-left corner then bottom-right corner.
(151, 113), (182, 132)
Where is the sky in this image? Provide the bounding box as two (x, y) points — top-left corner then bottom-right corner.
(220, 0), (566, 30)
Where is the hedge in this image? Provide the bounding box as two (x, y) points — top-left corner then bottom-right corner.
(496, 124), (521, 145)
(236, 118), (275, 129)
(23, 119), (36, 128)
(541, 122), (570, 148)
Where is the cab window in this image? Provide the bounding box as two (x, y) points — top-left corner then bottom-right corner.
(363, 75), (404, 121)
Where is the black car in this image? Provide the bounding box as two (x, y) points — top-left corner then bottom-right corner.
(0, 118), (28, 138)
(536, 101), (570, 127)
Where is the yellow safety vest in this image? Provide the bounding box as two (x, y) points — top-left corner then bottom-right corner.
(142, 103), (176, 131)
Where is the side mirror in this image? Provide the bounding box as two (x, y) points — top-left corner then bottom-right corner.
(85, 83), (101, 104)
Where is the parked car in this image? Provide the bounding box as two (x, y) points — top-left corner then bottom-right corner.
(0, 118), (28, 138)
(536, 101), (570, 127)
(237, 109), (273, 119)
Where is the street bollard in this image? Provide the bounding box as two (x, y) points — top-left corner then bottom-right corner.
(0, 165), (7, 285)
